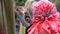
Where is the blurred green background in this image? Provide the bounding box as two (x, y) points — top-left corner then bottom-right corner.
(15, 0), (27, 6)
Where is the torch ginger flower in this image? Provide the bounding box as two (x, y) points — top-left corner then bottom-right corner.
(27, 0), (60, 34)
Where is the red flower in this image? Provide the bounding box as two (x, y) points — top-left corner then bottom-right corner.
(27, 0), (60, 34)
